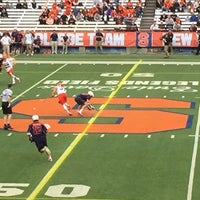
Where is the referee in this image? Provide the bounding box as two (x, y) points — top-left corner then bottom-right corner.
(0, 83), (13, 130)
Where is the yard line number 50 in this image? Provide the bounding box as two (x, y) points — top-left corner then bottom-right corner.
(0, 183), (90, 198)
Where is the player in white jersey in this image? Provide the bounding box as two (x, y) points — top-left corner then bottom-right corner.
(51, 81), (72, 116)
(2, 53), (20, 84)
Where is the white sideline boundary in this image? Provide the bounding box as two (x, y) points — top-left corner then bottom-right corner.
(187, 104), (200, 200)
(16, 60), (200, 65)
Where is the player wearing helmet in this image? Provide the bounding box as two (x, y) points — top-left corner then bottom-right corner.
(27, 115), (52, 162)
(2, 53), (20, 84)
(74, 91), (95, 116)
(51, 81), (72, 116)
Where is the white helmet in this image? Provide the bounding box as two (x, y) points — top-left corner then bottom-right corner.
(88, 91), (94, 97)
(32, 115), (39, 121)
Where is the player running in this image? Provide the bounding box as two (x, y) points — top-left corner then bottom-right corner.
(27, 115), (52, 162)
(51, 81), (72, 116)
(2, 53), (20, 84)
(74, 91), (95, 116)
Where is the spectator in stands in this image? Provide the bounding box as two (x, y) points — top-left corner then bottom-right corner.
(171, 0), (180, 12)
(39, 15), (47, 24)
(31, 0), (37, 9)
(160, 12), (168, 22)
(190, 12), (198, 22)
(33, 35), (41, 54)
(1, 7), (8, 18)
(196, 4), (200, 13)
(187, 0), (195, 12)
(73, 0), (82, 6)
(179, 0), (186, 9)
(165, 15), (174, 30)
(24, 30), (34, 56)
(189, 23), (197, 31)
(68, 14), (76, 24)
(162, 0), (172, 12)
(196, 18), (200, 27)
(58, 0), (65, 9)
(22, 0), (28, 9)
(5, 1), (11, 9)
(81, 6), (89, 21)
(8, 3), (15, 9)
(72, 5), (80, 17)
(60, 11), (68, 24)
(194, 0), (199, 9)
(175, 16), (181, 25)
(156, 0), (163, 9)
(0, 32), (11, 55)
(173, 21), (181, 30)
(16, 0), (23, 9)
(76, 11), (84, 21)
(170, 12), (177, 22)
(159, 21), (166, 30)
(95, 29), (104, 53)
(46, 15), (54, 25)
(50, 30), (58, 54)
(150, 22), (159, 30)
(135, 0), (144, 17)
(64, 0), (72, 15)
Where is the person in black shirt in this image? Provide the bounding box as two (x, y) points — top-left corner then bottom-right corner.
(74, 91), (95, 116)
(50, 30), (58, 54)
(95, 29), (104, 53)
(62, 33), (70, 54)
(33, 35), (41, 53)
(161, 30), (174, 58)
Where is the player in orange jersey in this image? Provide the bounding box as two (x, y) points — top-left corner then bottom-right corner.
(2, 53), (20, 84)
(51, 81), (72, 116)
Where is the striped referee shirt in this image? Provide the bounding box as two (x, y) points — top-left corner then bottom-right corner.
(1, 88), (12, 102)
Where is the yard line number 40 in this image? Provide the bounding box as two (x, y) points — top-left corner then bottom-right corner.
(0, 183), (90, 198)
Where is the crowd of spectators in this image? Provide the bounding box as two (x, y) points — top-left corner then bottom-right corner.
(154, 0), (200, 31)
(0, 30), (41, 55)
(38, 0), (144, 28)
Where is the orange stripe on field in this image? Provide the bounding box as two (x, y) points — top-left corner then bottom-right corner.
(2, 97), (193, 134)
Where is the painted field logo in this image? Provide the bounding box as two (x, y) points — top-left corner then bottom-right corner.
(4, 97), (194, 134)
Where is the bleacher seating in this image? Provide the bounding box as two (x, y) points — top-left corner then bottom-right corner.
(154, 8), (199, 31)
(0, 0), (143, 31)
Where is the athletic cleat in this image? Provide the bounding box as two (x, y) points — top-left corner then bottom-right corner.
(78, 111), (83, 116)
(68, 112), (73, 116)
(7, 124), (13, 129)
(48, 156), (53, 162)
(4, 125), (8, 130)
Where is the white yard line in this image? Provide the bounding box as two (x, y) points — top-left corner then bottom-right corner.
(187, 103), (200, 200)
(12, 64), (67, 102)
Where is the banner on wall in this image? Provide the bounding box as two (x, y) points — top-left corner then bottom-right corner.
(33, 31), (198, 47)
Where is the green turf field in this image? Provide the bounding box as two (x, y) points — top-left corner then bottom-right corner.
(0, 53), (200, 200)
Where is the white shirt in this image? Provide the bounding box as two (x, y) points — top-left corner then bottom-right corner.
(56, 84), (66, 95)
(1, 88), (12, 102)
(1, 35), (11, 45)
(3, 58), (14, 72)
(24, 33), (34, 44)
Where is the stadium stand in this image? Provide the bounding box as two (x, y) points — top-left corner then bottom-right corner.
(154, 9), (198, 31)
(0, 0), (144, 31)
